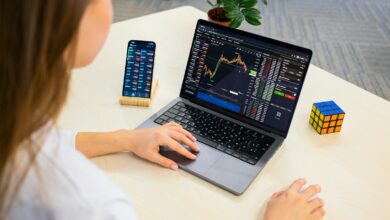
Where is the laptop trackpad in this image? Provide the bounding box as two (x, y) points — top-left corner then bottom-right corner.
(160, 143), (221, 173)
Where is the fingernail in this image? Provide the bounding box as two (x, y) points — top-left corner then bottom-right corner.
(192, 136), (197, 141)
(192, 154), (197, 159)
(194, 144), (200, 151)
(170, 164), (178, 170)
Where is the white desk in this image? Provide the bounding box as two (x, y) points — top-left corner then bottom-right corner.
(58, 6), (390, 220)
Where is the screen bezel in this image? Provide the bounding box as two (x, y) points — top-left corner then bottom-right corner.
(122, 40), (156, 98)
(179, 19), (312, 138)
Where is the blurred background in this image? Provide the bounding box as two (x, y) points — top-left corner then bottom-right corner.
(112, 0), (390, 101)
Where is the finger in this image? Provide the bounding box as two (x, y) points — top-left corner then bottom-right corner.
(287, 178), (307, 193)
(170, 131), (199, 152)
(177, 126), (197, 142)
(167, 121), (181, 128)
(311, 207), (326, 219)
(309, 198), (324, 210)
(271, 191), (282, 198)
(166, 122), (198, 143)
(171, 128), (199, 152)
(164, 137), (197, 160)
(169, 125), (197, 143)
(149, 153), (178, 171)
(302, 184), (321, 200)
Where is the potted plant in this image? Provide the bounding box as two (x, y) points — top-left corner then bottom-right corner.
(207, 0), (268, 28)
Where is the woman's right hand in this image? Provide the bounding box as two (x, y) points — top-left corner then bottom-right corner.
(126, 122), (199, 170)
(263, 179), (325, 220)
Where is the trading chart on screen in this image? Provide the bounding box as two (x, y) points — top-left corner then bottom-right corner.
(182, 24), (310, 132)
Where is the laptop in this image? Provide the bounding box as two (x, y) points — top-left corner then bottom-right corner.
(137, 19), (312, 195)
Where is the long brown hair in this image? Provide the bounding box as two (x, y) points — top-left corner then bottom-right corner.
(0, 0), (91, 217)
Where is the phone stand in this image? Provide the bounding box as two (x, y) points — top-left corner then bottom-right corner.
(119, 79), (158, 107)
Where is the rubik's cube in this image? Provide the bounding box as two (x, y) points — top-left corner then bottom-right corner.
(309, 101), (345, 134)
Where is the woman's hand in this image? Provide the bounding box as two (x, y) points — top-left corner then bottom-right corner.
(76, 122), (199, 170)
(263, 179), (325, 220)
(125, 122), (199, 170)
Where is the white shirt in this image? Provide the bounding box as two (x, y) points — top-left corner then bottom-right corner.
(8, 127), (138, 220)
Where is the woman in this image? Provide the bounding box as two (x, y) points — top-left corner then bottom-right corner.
(0, 0), (325, 219)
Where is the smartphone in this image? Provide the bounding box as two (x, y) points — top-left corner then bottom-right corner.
(122, 40), (156, 98)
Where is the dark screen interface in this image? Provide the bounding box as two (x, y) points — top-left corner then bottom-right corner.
(182, 24), (310, 132)
(123, 41), (155, 98)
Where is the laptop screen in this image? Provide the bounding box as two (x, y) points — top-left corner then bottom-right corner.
(180, 20), (312, 137)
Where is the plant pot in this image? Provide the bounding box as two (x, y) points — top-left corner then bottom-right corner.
(207, 7), (231, 27)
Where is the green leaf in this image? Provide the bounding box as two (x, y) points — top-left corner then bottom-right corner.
(223, 0), (239, 12)
(242, 8), (261, 25)
(245, 16), (261, 25)
(225, 6), (241, 19)
(239, 0), (258, 9)
(229, 15), (244, 28)
(242, 8), (261, 19)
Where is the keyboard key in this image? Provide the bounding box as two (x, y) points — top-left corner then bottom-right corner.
(226, 144), (234, 149)
(178, 112), (185, 117)
(239, 154), (249, 161)
(216, 145), (226, 151)
(182, 119), (189, 123)
(168, 109), (179, 114)
(248, 158), (257, 165)
(197, 136), (218, 148)
(155, 119), (163, 124)
(165, 112), (175, 118)
(233, 153), (241, 159)
(160, 115), (169, 120)
(175, 116), (183, 121)
(225, 148), (234, 154)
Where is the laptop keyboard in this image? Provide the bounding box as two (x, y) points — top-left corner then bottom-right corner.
(154, 102), (275, 165)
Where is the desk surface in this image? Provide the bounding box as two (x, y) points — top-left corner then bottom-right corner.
(58, 6), (390, 220)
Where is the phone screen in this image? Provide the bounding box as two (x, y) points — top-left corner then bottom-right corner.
(122, 40), (155, 98)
